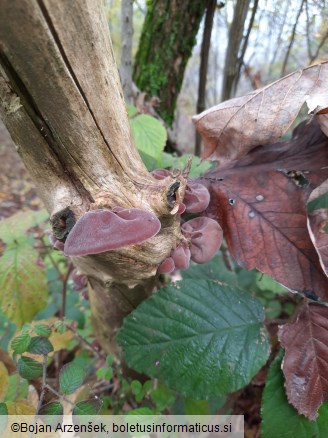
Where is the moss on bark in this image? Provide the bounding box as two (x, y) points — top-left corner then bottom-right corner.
(133, 0), (207, 126)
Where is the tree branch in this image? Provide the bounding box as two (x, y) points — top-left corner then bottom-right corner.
(195, 0), (218, 157)
(281, 0), (305, 76)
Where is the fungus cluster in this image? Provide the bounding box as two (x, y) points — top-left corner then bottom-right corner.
(50, 168), (222, 276)
(155, 169), (223, 273)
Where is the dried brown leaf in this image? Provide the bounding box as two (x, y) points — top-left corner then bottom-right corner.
(278, 302), (328, 420)
(193, 61), (328, 163)
(308, 209), (328, 276)
(200, 120), (328, 299)
(318, 114), (328, 136)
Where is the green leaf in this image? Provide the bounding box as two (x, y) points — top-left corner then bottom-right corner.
(150, 385), (175, 411)
(17, 356), (43, 380)
(38, 401), (63, 416)
(0, 402), (8, 435)
(0, 402), (7, 415)
(0, 209), (48, 244)
(162, 153), (213, 178)
(184, 399), (210, 415)
(256, 273), (287, 294)
(3, 375), (28, 401)
(11, 333), (31, 354)
(130, 380), (142, 396)
(130, 114), (167, 161)
(106, 355), (114, 366)
(72, 398), (103, 415)
(117, 279), (270, 398)
(127, 104), (138, 118)
(33, 324), (52, 338)
(308, 193), (328, 213)
(138, 150), (161, 171)
(53, 320), (67, 334)
(27, 336), (53, 355)
(59, 363), (85, 395)
(261, 351), (328, 437)
(0, 244), (48, 326)
(126, 407), (156, 415)
(182, 254), (237, 284)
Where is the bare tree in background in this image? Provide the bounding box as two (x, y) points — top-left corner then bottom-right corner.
(120, 0), (134, 103)
(221, 0), (251, 101)
(195, 0), (218, 157)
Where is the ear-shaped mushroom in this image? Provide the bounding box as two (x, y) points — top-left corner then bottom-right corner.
(49, 233), (65, 251)
(181, 217), (222, 264)
(64, 208), (161, 256)
(157, 257), (175, 274)
(183, 182), (210, 213)
(71, 269), (88, 291)
(171, 243), (191, 270)
(151, 168), (172, 180)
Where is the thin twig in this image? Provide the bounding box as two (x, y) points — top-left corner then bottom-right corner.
(66, 324), (106, 361)
(309, 28), (328, 64)
(45, 384), (75, 406)
(36, 354), (48, 414)
(40, 235), (63, 280)
(60, 262), (74, 320)
(305, 0), (313, 60)
(234, 0), (259, 93)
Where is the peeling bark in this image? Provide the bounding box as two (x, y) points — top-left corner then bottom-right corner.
(0, 0), (187, 355)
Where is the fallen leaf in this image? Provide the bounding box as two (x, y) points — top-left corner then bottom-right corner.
(6, 400), (35, 415)
(278, 302), (328, 420)
(308, 209), (328, 275)
(199, 120), (328, 300)
(193, 61), (328, 163)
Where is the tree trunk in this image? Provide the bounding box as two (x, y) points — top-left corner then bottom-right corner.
(221, 0), (251, 101)
(0, 0), (187, 356)
(120, 0), (134, 103)
(133, 0), (207, 126)
(195, 0), (217, 157)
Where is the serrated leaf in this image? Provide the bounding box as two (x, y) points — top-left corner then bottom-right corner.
(17, 356), (42, 380)
(130, 114), (167, 161)
(59, 363), (85, 395)
(117, 279), (270, 398)
(0, 363), (9, 400)
(73, 398), (103, 415)
(0, 244), (48, 326)
(33, 324), (52, 338)
(27, 336), (53, 355)
(261, 351), (328, 438)
(11, 333), (31, 354)
(0, 209), (48, 244)
(3, 375), (28, 402)
(38, 401), (63, 416)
